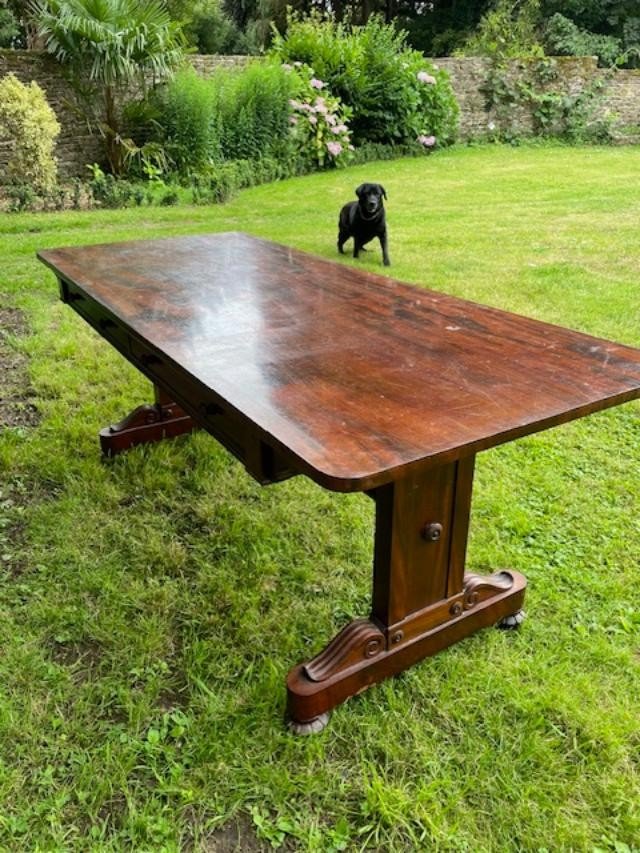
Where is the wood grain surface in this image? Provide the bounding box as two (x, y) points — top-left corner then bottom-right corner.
(38, 232), (640, 492)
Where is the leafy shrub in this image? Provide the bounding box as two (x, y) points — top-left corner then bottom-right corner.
(459, 0), (544, 60)
(86, 163), (136, 208)
(159, 188), (179, 205)
(5, 183), (37, 212)
(271, 14), (459, 148)
(287, 65), (353, 168)
(184, 0), (250, 54)
(0, 6), (19, 47)
(0, 73), (60, 193)
(544, 14), (622, 68)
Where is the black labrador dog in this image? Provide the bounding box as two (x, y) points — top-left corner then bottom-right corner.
(338, 183), (390, 266)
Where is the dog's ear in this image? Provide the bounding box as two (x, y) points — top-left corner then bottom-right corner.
(355, 184), (365, 198)
(379, 185), (387, 200)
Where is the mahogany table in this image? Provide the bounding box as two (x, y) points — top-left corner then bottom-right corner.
(38, 232), (640, 733)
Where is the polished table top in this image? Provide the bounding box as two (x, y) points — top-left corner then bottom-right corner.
(38, 232), (640, 491)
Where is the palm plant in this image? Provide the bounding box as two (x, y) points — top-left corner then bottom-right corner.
(33, 0), (185, 174)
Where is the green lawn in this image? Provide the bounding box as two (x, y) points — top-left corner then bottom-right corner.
(1, 144), (639, 851)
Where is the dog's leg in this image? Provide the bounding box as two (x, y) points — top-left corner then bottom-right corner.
(337, 229), (349, 255)
(380, 233), (391, 267)
(353, 240), (362, 259)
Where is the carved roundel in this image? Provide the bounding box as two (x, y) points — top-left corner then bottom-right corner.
(365, 636), (383, 658)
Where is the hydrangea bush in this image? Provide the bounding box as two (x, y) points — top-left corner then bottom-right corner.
(271, 14), (459, 150)
(284, 64), (353, 168)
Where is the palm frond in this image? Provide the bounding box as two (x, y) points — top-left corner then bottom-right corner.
(33, 0), (185, 84)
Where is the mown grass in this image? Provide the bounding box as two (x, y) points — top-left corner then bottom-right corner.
(1, 143), (639, 851)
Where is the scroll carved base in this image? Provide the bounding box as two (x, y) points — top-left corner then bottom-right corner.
(99, 400), (195, 456)
(286, 569), (527, 725)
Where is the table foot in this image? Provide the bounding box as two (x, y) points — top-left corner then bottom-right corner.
(99, 400), (195, 456)
(496, 609), (526, 630)
(287, 712), (331, 736)
(286, 570), (526, 724)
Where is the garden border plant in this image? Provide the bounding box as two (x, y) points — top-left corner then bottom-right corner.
(1, 12), (458, 213)
(0, 72), (60, 202)
(270, 12), (459, 151)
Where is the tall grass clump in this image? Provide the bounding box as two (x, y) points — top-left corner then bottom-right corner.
(214, 61), (296, 162)
(160, 68), (221, 176)
(154, 61), (297, 178)
(271, 13), (459, 148)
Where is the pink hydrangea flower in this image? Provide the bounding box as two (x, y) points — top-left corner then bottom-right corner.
(282, 63), (293, 72)
(310, 78), (324, 89)
(326, 141), (343, 157)
(289, 115), (298, 125)
(308, 114), (318, 125)
(417, 134), (436, 147)
(417, 71), (436, 85)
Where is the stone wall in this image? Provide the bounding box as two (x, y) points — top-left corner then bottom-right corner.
(0, 50), (638, 183)
(602, 68), (640, 139)
(434, 55), (640, 142)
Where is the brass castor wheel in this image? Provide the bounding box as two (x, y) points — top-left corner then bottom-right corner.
(287, 712), (331, 735)
(497, 610), (526, 630)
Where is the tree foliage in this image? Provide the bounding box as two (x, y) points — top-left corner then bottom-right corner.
(544, 13), (622, 67)
(0, 1), (20, 47)
(452, 0), (639, 66)
(460, 0), (544, 59)
(32, 0), (186, 173)
(163, 0), (255, 53)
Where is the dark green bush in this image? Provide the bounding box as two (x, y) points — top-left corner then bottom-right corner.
(159, 188), (180, 205)
(544, 13), (622, 67)
(271, 14), (459, 148)
(0, 6), (19, 47)
(86, 165), (136, 208)
(184, 0), (250, 54)
(6, 183), (37, 212)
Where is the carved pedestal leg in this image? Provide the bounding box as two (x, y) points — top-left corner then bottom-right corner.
(100, 386), (196, 456)
(286, 457), (527, 729)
